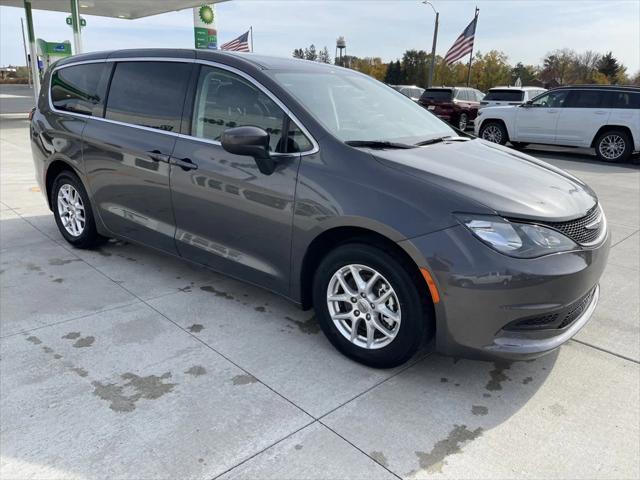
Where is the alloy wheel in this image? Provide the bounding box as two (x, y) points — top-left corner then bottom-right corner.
(326, 264), (401, 349)
(458, 114), (468, 131)
(57, 184), (86, 237)
(599, 134), (626, 161)
(482, 125), (503, 143)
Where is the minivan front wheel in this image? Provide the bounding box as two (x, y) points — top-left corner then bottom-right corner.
(313, 243), (431, 368)
(479, 121), (508, 145)
(595, 130), (632, 163)
(52, 171), (104, 248)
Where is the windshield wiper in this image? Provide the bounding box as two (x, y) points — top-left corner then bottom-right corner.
(345, 140), (415, 149)
(414, 136), (470, 146)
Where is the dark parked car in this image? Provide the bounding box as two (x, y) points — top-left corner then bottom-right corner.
(418, 86), (484, 130)
(31, 49), (609, 368)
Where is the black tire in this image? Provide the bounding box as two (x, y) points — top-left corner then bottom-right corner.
(457, 112), (468, 131)
(479, 121), (508, 145)
(594, 129), (632, 163)
(312, 243), (433, 368)
(51, 171), (105, 249)
(510, 142), (529, 150)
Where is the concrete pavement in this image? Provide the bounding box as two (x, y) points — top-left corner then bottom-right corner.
(1, 114), (638, 479)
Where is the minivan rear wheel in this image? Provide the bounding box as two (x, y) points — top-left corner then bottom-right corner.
(312, 243), (432, 368)
(52, 171), (105, 248)
(479, 121), (508, 145)
(595, 129), (632, 163)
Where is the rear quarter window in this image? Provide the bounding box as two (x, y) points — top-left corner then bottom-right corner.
(606, 91), (640, 109)
(50, 63), (111, 116)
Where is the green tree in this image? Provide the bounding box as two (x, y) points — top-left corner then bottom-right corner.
(304, 44), (318, 61)
(469, 50), (512, 91)
(511, 62), (538, 85)
(318, 46), (332, 64)
(597, 52), (621, 82)
(292, 48), (304, 59)
(401, 50), (430, 87)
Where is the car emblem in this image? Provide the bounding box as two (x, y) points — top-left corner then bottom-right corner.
(584, 212), (602, 230)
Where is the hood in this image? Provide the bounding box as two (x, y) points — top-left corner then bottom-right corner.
(373, 139), (597, 222)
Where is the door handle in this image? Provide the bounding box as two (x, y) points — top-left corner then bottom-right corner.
(171, 157), (198, 171)
(594, 111), (607, 115)
(148, 150), (170, 163)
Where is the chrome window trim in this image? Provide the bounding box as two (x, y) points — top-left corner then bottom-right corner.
(48, 56), (320, 156)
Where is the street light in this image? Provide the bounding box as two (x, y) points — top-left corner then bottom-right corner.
(422, 0), (439, 88)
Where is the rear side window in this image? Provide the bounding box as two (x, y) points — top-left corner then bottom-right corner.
(485, 90), (524, 102)
(606, 91), (640, 109)
(51, 63), (110, 116)
(565, 90), (603, 108)
(105, 61), (192, 132)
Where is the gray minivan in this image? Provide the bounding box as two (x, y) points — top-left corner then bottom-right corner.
(30, 49), (609, 368)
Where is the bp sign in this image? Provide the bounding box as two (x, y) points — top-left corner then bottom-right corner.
(193, 4), (217, 50)
(66, 16), (87, 27)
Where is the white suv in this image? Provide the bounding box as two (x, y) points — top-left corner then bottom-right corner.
(480, 86), (547, 109)
(475, 86), (640, 162)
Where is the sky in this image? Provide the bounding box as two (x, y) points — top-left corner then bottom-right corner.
(1, 0), (639, 73)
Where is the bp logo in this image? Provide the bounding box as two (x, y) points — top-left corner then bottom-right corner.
(198, 5), (215, 25)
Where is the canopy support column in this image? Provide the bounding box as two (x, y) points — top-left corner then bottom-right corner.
(70, 0), (82, 55)
(23, 0), (39, 103)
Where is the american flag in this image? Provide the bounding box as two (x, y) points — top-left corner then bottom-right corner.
(221, 30), (251, 52)
(444, 16), (477, 65)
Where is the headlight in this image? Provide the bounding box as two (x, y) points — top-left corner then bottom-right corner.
(456, 214), (577, 258)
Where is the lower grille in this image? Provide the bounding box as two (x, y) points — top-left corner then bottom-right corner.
(505, 287), (597, 331)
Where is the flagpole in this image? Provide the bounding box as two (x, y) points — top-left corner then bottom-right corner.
(466, 6), (479, 87)
(250, 25), (253, 53)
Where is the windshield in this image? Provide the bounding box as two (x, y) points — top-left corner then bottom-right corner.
(420, 89), (453, 102)
(485, 90), (525, 102)
(271, 70), (454, 144)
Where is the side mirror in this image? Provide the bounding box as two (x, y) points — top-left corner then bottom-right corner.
(221, 126), (276, 175)
(521, 101), (533, 108)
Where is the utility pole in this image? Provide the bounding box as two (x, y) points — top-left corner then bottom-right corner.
(422, 1), (439, 88)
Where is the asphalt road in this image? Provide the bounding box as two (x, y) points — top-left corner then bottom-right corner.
(1, 113), (638, 479)
(0, 84), (35, 114)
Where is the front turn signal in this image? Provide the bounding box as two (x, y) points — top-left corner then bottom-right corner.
(420, 267), (440, 304)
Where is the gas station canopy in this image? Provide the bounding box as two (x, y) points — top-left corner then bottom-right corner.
(0, 0), (227, 19)
(0, 0), (229, 103)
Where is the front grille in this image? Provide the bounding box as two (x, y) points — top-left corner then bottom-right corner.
(537, 205), (604, 246)
(505, 287), (597, 331)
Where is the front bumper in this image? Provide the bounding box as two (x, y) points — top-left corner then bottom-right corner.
(400, 224), (610, 360)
